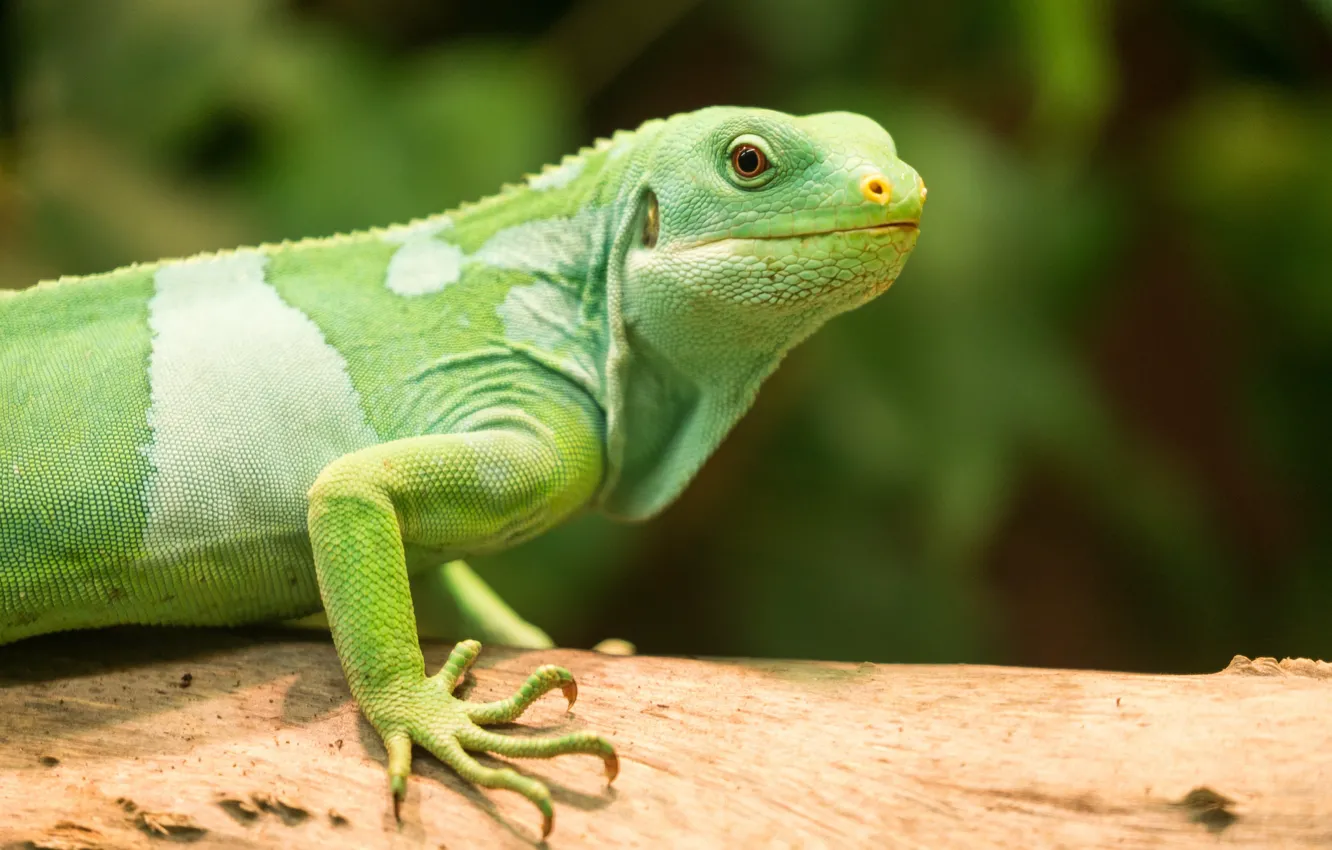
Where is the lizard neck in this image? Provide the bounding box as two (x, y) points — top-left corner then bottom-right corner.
(599, 282), (828, 521)
(397, 134), (646, 410)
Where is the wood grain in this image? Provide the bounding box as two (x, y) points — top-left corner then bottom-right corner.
(0, 629), (1328, 848)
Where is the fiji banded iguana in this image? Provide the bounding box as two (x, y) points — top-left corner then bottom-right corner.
(0, 106), (925, 836)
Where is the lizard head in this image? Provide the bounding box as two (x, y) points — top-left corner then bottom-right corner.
(602, 106), (924, 519)
(617, 106), (923, 360)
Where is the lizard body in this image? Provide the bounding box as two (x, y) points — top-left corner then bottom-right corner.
(0, 106), (923, 835)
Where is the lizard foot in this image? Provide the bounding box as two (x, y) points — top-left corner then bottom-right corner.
(378, 639), (617, 838)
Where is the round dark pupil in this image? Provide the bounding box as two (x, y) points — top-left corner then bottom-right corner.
(736, 147), (761, 175)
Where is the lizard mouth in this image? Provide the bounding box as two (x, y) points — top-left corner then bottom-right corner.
(699, 222), (919, 245)
(777, 222), (919, 239)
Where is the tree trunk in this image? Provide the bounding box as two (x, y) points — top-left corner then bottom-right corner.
(0, 629), (1328, 848)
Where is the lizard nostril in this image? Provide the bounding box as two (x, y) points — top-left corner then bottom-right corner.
(860, 174), (891, 205)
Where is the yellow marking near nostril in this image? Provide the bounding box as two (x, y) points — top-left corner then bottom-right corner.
(917, 175), (928, 204)
(860, 174), (891, 205)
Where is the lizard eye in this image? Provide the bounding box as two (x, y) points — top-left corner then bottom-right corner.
(730, 144), (767, 178)
(725, 135), (776, 187)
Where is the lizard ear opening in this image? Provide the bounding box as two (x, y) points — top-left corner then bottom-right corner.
(640, 191), (659, 249)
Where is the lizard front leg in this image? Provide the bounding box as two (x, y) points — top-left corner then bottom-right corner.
(306, 412), (614, 837)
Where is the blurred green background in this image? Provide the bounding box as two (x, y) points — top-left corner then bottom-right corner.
(2, 0), (1329, 673)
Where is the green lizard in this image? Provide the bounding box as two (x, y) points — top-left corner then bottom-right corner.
(0, 106), (923, 836)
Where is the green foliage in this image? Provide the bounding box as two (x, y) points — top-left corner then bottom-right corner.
(4, 0), (1329, 671)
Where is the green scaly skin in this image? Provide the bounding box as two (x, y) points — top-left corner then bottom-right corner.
(0, 106), (923, 836)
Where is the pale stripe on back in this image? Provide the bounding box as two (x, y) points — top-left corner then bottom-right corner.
(141, 251), (379, 555)
(383, 217), (464, 296)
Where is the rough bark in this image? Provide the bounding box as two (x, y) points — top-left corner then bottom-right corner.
(0, 629), (1328, 849)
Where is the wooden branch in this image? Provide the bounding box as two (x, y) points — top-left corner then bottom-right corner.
(0, 630), (1328, 848)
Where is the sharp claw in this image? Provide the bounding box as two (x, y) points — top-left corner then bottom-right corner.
(561, 678), (578, 711)
(540, 803), (555, 839)
(386, 735), (412, 821)
(604, 750), (620, 784)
